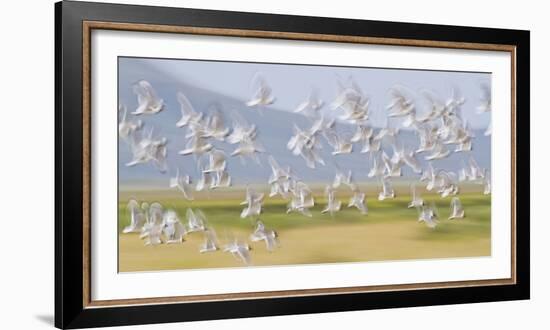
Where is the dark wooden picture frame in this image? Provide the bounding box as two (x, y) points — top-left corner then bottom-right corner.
(55, 1), (530, 328)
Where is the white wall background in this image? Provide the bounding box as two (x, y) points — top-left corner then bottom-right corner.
(0, 0), (544, 329)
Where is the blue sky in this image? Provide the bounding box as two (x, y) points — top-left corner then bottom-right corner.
(124, 57), (491, 128)
(118, 57), (491, 187)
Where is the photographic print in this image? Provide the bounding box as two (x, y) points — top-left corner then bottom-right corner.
(117, 57), (492, 272)
(56, 3), (528, 327)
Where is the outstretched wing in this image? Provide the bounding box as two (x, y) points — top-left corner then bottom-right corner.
(177, 91), (195, 116)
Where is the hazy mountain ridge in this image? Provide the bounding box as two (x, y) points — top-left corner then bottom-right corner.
(118, 59), (490, 188)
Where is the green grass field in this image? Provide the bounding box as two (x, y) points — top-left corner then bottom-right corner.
(118, 186), (491, 272)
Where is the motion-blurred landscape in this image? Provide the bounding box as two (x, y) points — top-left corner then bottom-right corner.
(119, 186), (490, 272)
(118, 57), (491, 272)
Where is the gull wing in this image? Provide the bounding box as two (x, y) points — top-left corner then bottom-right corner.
(403, 152), (422, 173)
(139, 80), (158, 100)
(206, 107), (227, 131)
(381, 176), (394, 195)
(294, 99), (311, 113)
(177, 91), (195, 115)
(323, 129), (341, 149)
(186, 208), (196, 224)
(236, 246), (251, 265)
(210, 149), (227, 170)
(194, 209), (207, 227)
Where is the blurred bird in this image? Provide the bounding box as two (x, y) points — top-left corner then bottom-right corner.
(323, 129), (353, 155)
(348, 190), (368, 214)
(332, 76), (365, 110)
(195, 170), (213, 192)
(118, 104), (143, 140)
(424, 141), (450, 160)
(421, 163), (437, 190)
(419, 89), (446, 122)
(176, 91), (203, 127)
(210, 170), (232, 189)
(287, 181), (315, 217)
(483, 169), (491, 195)
(467, 156), (486, 181)
(230, 136), (265, 163)
(477, 82), (492, 136)
(378, 176), (395, 200)
(445, 86), (466, 113)
(224, 239), (252, 265)
(246, 72), (275, 107)
(240, 186), (264, 219)
(203, 106), (230, 140)
(250, 221), (279, 252)
(448, 197), (465, 220)
(162, 210), (186, 244)
(484, 122), (492, 136)
(131, 80), (164, 115)
(415, 124), (438, 154)
(122, 199), (145, 233)
(199, 229), (219, 253)
(148, 202), (164, 225)
(267, 156), (293, 198)
(169, 168), (193, 200)
(186, 208), (207, 233)
(140, 203), (164, 245)
(332, 166), (356, 190)
(287, 123), (325, 168)
(418, 204), (438, 229)
(125, 127), (168, 173)
(477, 83), (491, 113)
(321, 186), (342, 215)
(389, 143), (422, 176)
(140, 202), (150, 226)
(368, 152), (386, 178)
(386, 85), (415, 118)
(436, 171), (459, 198)
(408, 184), (424, 208)
(203, 149), (227, 173)
(178, 135), (213, 156)
(141, 222), (163, 246)
(350, 125), (375, 151)
(294, 88), (324, 117)
(226, 113), (257, 145)
(332, 77), (370, 123)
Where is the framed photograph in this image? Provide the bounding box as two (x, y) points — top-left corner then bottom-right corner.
(55, 1), (530, 328)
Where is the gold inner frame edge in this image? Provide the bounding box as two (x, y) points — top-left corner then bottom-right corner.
(81, 20), (517, 308)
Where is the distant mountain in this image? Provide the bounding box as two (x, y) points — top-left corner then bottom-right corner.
(118, 60), (490, 188)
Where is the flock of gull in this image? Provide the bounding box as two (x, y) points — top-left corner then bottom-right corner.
(122, 202), (264, 264)
(119, 73), (492, 265)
